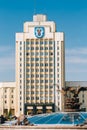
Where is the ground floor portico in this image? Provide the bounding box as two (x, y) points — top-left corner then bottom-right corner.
(24, 103), (55, 115)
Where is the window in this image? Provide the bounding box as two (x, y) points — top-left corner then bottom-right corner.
(45, 63), (48, 66)
(57, 52), (59, 55)
(5, 100), (7, 103)
(45, 74), (48, 78)
(36, 74), (39, 78)
(11, 89), (14, 93)
(57, 46), (59, 50)
(40, 69), (44, 72)
(36, 58), (39, 61)
(26, 53), (29, 56)
(57, 57), (59, 61)
(45, 47), (48, 50)
(26, 69), (29, 72)
(36, 97), (39, 100)
(31, 86), (34, 88)
(40, 41), (43, 44)
(57, 74), (59, 78)
(40, 63), (44, 66)
(31, 97), (34, 100)
(50, 69), (53, 72)
(26, 41), (29, 44)
(49, 47), (53, 50)
(45, 69), (48, 72)
(31, 58), (34, 61)
(26, 58), (29, 61)
(45, 52), (48, 55)
(36, 47), (39, 50)
(49, 57), (53, 61)
(26, 63), (30, 67)
(49, 63), (53, 66)
(5, 95), (7, 98)
(50, 86), (53, 89)
(36, 41), (39, 44)
(40, 80), (44, 83)
(31, 91), (34, 94)
(36, 80), (39, 83)
(31, 80), (34, 83)
(49, 41), (52, 44)
(31, 74), (34, 78)
(36, 63), (39, 66)
(36, 69), (39, 72)
(45, 80), (48, 83)
(20, 80), (22, 83)
(20, 58), (22, 61)
(49, 74), (53, 78)
(40, 47), (44, 50)
(26, 97), (30, 100)
(45, 58), (48, 61)
(45, 41), (48, 44)
(31, 41), (34, 44)
(26, 74), (29, 78)
(31, 47), (34, 50)
(20, 41), (22, 45)
(35, 52), (39, 56)
(57, 63), (59, 66)
(40, 58), (43, 61)
(40, 74), (43, 77)
(31, 52), (34, 56)
(40, 52), (44, 56)
(27, 80), (30, 83)
(20, 47), (22, 50)
(50, 80), (53, 83)
(31, 69), (34, 72)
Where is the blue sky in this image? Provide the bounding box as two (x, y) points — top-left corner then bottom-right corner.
(0, 0), (87, 81)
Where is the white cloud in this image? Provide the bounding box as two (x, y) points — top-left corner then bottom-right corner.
(0, 46), (13, 53)
(0, 45), (15, 81)
(66, 47), (87, 64)
(65, 47), (87, 80)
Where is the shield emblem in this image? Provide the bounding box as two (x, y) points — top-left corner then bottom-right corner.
(34, 27), (44, 38)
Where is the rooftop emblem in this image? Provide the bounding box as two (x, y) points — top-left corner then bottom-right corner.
(34, 27), (44, 38)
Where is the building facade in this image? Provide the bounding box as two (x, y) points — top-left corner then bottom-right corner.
(16, 14), (65, 116)
(0, 82), (16, 116)
(65, 81), (87, 112)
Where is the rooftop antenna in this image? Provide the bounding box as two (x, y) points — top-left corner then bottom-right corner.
(34, 0), (36, 15)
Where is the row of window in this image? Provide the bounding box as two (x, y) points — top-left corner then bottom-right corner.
(26, 74), (53, 78)
(26, 97), (53, 100)
(26, 91), (53, 94)
(4, 89), (14, 93)
(25, 57), (53, 61)
(4, 100), (14, 104)
(26, 80), (53, 83)
(24, 68), (54, 72)
(19, 41), (53, 45)
(26, 63), (53, 67)
(4, 95), (14, 98)
(25, 52), (53, 56)
(26, 46), (53, 50)
(26, 86), (53, 89)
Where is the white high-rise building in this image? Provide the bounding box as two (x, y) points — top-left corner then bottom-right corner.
(16, 14), (65, 116)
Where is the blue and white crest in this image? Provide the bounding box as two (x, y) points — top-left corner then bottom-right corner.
(34, 27), (44, 38)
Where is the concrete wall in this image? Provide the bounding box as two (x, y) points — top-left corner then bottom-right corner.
(0, 126), (87, 130)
